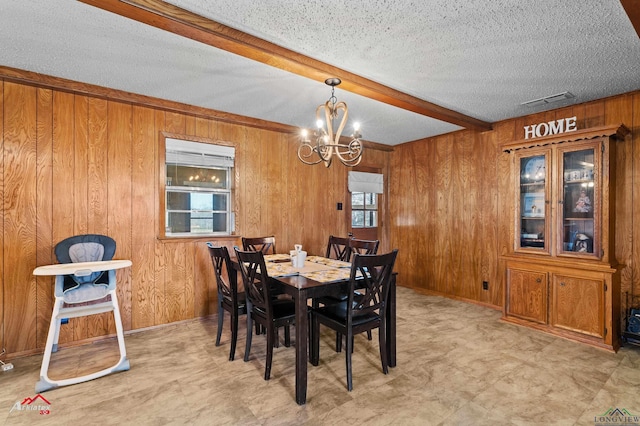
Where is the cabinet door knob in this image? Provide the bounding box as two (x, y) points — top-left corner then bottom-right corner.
(560, 282), (566, 287)
(536, 278), (542, 283)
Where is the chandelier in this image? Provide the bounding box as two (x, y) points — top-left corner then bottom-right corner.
(297, 78), (363, 167)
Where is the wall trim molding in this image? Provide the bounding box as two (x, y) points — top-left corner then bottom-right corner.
(0, 65), (393, 152)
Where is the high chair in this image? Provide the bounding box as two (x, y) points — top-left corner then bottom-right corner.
(33, 234), (131, 392)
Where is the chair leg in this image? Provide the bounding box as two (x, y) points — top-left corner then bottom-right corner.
(37, 291), (130, 393)
(311, 315), (320, 366)
(110, 292), (130, 369)
(284, 325), (291, 347)
(244, 311), (253, 362)
(367, 330), (372, 341)
(37, 299), (63, 390)
(378, 321), (389, 374)
(51, 309), (62, 353)
(264, 324), (274, 381)
(229, 311), (239, 361)
(345, 331), (354, 391)
(216, 302), (224, 346)
(336, 332), (342, 353)
(274, 327), (280, 348)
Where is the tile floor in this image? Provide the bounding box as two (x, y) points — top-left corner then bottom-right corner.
(1, 286), (639, 425)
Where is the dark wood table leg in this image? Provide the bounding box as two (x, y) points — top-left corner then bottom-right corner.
(387, 274), (397, 367)
(294, 289), (308, 405)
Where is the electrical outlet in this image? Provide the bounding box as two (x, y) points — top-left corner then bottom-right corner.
(61, 318), (69, 324)
(482, 281), (489, 290)
(1, 363), (14, 371)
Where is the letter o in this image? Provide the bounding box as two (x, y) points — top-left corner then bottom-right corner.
(536, 122), (549, 138)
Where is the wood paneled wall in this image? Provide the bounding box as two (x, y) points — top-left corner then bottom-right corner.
(390, 129), (501, 306)
(390, 92), (640, 318)
(2, 68), (639, 359)
(0, 76), (390, 358)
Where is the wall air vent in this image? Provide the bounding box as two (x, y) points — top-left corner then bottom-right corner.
(521, 91), (574, 107)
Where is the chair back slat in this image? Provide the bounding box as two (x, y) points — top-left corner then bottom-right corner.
(326, 235), (352, 261)
(242, 236), (276, 255)
(235, 248), (272, 314)
(348, 238), (379, 261)
(347, 250), (398, 320)
(207, 243), (237, 302)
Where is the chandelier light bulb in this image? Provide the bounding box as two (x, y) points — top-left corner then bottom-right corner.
(301, 129), (308, 138)
(316, 119), (323, 129)
(353, 122), (360, 131)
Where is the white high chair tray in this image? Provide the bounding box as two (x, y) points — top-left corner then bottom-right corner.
(33, 259), (132, 276)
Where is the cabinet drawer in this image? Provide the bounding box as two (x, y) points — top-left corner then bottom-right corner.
(551, 275), (604, 338)
(506, 268), (548, 324)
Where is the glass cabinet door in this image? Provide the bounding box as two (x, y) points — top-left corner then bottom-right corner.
(559, 147), (597, 256)
(518, 153), (548, 251)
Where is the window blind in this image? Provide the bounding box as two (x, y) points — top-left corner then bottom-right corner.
(348, 171), (384, 194)
(166, 138), (235, 168)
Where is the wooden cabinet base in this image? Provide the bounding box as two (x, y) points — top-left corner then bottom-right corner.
(501, 314), (618, 352)
(503, 255), (620, 353)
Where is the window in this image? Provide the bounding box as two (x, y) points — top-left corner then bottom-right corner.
(351, 192), (378, 228)
(164, 138), (235, 237)
(348, 171), (383, 229)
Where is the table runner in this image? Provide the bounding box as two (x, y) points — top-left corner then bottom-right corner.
(305, 256), (351, 269)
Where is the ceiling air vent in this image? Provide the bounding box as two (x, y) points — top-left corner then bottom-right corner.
(521, 91), (574, 107)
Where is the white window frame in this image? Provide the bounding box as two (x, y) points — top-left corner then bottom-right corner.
(351, 192), (378, 228)
(163, 137), (235, 237)
(348, 171), (383, 229)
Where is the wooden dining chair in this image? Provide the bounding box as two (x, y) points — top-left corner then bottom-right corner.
(207, 243), (246, 361)
(241, 235), (282, 337)
(311, 249), (398, 391)
(313, 235), (354, 311)
(329, 238), (380, 349)
(325, 235), (352, 261)
(348, 238), (380, 259)
(242, 236), (276, 255)
(234, 248), (296, 380)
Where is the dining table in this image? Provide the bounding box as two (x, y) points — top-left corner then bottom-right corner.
(240, 254), (397, 405)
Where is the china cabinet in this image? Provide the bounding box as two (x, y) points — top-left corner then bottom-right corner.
(501, 124), (629, 351)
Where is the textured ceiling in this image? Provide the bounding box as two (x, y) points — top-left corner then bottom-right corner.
(1, 0), (639, 145)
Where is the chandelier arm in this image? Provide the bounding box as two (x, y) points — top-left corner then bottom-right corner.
(333, 139), (363, 166)
(297, 142), (323, 165)
(333, 101), (348, 144)
(323, 101), (335, 143)
(333, 152), (362, 166)
(317, 140), (334, 162)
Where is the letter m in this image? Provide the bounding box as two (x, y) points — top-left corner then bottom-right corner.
(548, 119), (564, 135)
